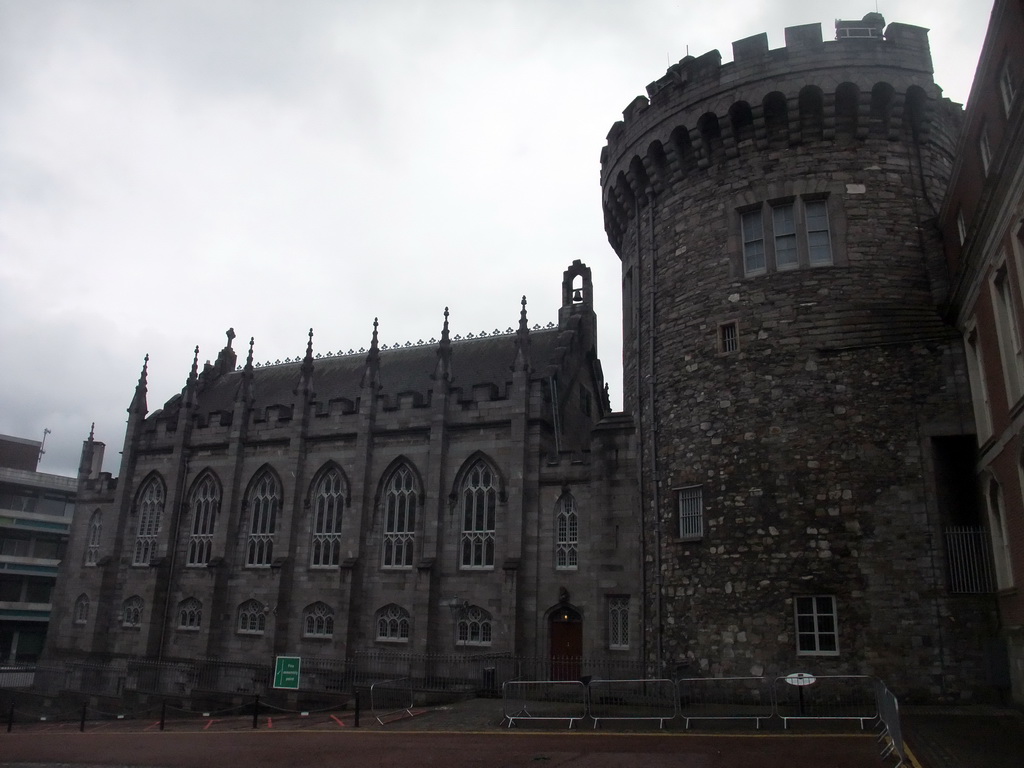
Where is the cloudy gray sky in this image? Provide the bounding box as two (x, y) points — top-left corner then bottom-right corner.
(1, 0), (993, 477)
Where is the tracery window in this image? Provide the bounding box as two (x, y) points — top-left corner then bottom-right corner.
(382, 465), (417, 569)
(187, 474), (219, 566)
(310, 468), (345, 568)
(456, 605), (492, 646)
(608, 596), (630, 650)
(85, 510), (102, 566)
(237, 599), (266, 635)
(375, 604), (411, 642)
(246, 470), (281, 567)
(122, 595), (144, 628)
(74, 594), (89, 625)
(133, 477), (164, 565)
(555, 494), (578, 570)
(460, 460), (497, 569)
(303, 602), (334, 638)
(177, 597), (202, 630)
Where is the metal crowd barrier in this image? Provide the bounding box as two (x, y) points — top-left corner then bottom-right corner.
(369, 677), (414, 725)
(502, 680), (588, 729)
(874, 678), (906, 767)
(677, 676), (774, 729)
(588, 679), (676, 729)
(773, 674), (879, 729)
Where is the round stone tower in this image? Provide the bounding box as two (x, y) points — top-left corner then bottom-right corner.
(601, 18), (992, 699)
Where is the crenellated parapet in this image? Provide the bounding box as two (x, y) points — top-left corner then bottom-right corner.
(600, 19), (956, 252)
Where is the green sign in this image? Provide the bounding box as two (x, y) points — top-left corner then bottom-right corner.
(273, 655), (301, 690)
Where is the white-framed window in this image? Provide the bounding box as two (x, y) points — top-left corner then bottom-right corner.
(122, 595), (144, 628)
(460, 460), (497, 570)
(990, 262), (1024, 404)
(719, 321), (739, 354)
(794, 595), (839, 655)
(555, 493), (579, 570)
(382, 465), (417, 569)
(965, 325), (993, 442)
(987, 477), (1015, 589)
(957, 209), (967, 245)
(772, 203), (798, 269)
(1000, 59), (1017, 115)
(187, 474), (219, 566)
(177, 597), (202, 631)
(246, 470), (280, 567)
(608, 596), (630, 650)
(677, 485), (704, 540)
(979, 124), (993, 176)
(310, 468), (345, 568)
(74, 594), (89, 625)
(85, 510), (101, 566)
(132, 477), (164, 566)
(741, 208), (766, 275)
(375, 604), (411, 642)
(303, 601), (334, 638)
(456, 605), (492, 646)
(805, 200), (833, 266)
(740, 196), (833, 276)
(237, 599), (267, 635)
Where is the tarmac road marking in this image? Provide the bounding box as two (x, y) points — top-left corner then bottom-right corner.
(145, 721), (161, 731)
(331, 715), (348, 728)
(204, 719), (220, 730)
(267, 717), (273, 729)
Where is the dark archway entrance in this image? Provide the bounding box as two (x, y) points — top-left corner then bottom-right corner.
(549, 605), (582, 680)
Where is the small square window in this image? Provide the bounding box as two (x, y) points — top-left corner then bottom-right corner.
(677, 486), (703, 540)
(719, 322), (739, 354)
(794, 595), (839, 656)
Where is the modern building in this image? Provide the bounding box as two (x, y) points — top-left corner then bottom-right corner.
(0, 434), (77, 663)
(940, 0), (1024, 702)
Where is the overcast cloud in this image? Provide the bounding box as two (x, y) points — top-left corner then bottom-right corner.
(0, 0), (992, 476)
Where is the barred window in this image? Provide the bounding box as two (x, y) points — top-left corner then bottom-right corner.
(608, 596), (630, 650)
(237, 599), (266, 635)
(187, 474), (219, 566)
(795, 595), (839, 655)
(132, 477), (164, 565)
(382, 465), (417, 569)
(177, 597), (202, 630)
(85, 510), (102, 566)
(719, 321), (739, 354)
(122, 595), (144, 628)
(74, 594), (89, 625)
(311, 468), (346, 568)
(677, 485), (704, 540)
(246, 470), (280, 567)
(456, 605), (492, 646)
(555, 494), (578, 570)
(460, 461), (497, 569)
(303, 602), (334, 638)
(375, 604), (411, 642)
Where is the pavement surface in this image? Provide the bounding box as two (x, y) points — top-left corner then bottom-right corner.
(0, 697), (1021, 768)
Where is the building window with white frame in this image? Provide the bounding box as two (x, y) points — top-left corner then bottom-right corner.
(741, 208), (766, 275)
(456, 605), (492, 646)
(608, 596), (630, 650)
(957, 209), (967, 245)
(1000, 59), (1016, 115)
(677, 485), (704, 540)
(805, 200), (833, 265)
(85, 510), (101, 566)
(74, 594), (89, 625)
(237, 599), (267, 635)
(979, 124), (993, 176)
(310, 468), (345, 568)
(794, 595), (839, 655)
(375, 604), (411, 642)
(177, 597), (202, 630)
(460, 460), (497, 569)
(965, 326), (994, 442)
(382, 464), (417, 569)
(246, 470), (280, 567)
(187, 474), (219, 566)
(990, 263), (1024, 404)
(555, 493), (579, 570)
(740, 196), (834, 276)
(773, 203), (798, 270)
(303, 602), (334, 638)
(987, 478), (1015, 589)
(122, 595), (144, 628)
(132, 477), (164, 566)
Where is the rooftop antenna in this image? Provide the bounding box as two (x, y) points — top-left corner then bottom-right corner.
(38, 428), (51, 463)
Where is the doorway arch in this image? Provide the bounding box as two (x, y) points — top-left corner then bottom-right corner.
(548, 604), (583, 680)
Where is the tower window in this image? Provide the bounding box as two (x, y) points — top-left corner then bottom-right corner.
(719, 322), (739, 354)
(738, 196), (836, 276)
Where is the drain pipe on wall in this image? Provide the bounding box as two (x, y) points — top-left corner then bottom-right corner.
(633, 195), (649, 670)
(646, 191), (664, 674)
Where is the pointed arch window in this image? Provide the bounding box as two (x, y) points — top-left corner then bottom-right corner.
(85, 510), (102, 566)
(177, 597), (202, 630)
(132, 477), (164, 565)
(310, 468), (345, 568)
(303, 602), (334, 638)
(237, 599), (267, 635)
(187, 474), (220, 566)
(382, 465), (417, 569)
(74, 594), (89, 625)
(460, 460), (497, 569)
(456, 605), (492, 646)
(555, 494), (578, 570)
(375, 604), (411, 642)
(246, 470), (281, 567)
(122, 595), (144, 628)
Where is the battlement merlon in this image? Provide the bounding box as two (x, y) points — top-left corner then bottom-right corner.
(601, 20), (935, 171)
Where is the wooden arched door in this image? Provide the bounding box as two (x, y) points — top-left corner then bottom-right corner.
(549, 605), (582, 681)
